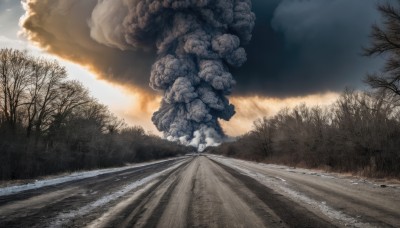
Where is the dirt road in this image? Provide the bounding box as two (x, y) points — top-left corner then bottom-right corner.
(0, 155), (399, 227)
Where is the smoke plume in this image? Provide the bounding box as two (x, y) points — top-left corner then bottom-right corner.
(130, 0), (256, 149)
(21, 0), (255, 149)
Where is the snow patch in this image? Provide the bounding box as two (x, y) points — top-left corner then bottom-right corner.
(0, 157), (181, 197)
(275, 176), (286, 182)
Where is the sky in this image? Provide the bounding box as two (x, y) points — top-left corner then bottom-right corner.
(0, 0), (385, 136)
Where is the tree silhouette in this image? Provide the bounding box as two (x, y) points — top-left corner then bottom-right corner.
(365, 1), (400, 97)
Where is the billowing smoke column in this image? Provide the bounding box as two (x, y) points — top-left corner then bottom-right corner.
(91, 0), (255, 150)
(93, 0), (255, 150)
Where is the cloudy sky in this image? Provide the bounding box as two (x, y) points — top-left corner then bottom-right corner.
(0, 0), (385, 135)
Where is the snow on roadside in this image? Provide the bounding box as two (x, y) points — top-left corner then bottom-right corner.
(209, 154), (338, 179)
(48, 160), (185, 228)
(207, 154), (400, 188)
(210, 155), (373, 228)
(0, 157), (183, 197)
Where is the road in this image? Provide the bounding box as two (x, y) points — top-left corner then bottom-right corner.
(0, 155), (399, 228)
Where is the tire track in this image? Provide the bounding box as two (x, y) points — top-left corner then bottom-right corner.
(95, 156), (334, 227)
(96, 158), (194, 228)
(210, 155), (400, 227)
(211, 159), (335, 228)
(4, 155), (394, 228)
(0, 158), (188, 228)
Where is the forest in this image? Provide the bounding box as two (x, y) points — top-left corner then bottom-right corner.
(0, 49), (193, 180)
(207, 89), (400, 177)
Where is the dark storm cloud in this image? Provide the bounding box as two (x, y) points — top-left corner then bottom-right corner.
(20, 0), (384, 99)
(232, 0), (384, 97)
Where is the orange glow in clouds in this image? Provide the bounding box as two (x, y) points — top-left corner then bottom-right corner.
(88, 77), (339, 137)
(221, 93), (339, 136)
(41, 59), (340, 137)
(49, 61), (340, 137)
(117, 90), (339, 137)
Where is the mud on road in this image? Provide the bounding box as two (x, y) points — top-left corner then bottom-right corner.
(0, 155), (399, 228)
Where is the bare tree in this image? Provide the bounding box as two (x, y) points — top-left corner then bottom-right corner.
(49, 80), (90, 133)
(364, 1), (400, 96)
(253, 117), (274, 156)
(105, 113), (126, 134)
(25, 59), (67, 137)
(0, 49), (32, 130)
(78, 100), (125, 134)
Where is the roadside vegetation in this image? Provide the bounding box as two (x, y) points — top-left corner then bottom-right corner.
(0, 48), (192, 180)
(207, 2), (400, 178)
(207, 89), (400, 177)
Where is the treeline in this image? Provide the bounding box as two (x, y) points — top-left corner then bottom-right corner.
(207, 90), (400, 177)
(0, 49), (192, 180)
